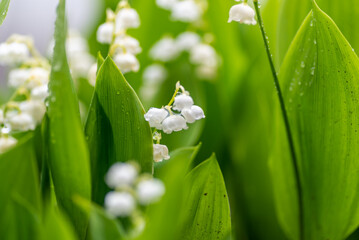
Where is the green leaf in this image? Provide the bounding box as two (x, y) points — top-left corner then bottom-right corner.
(0, 0), (10, 25)
(180, 154), (231, 240)
(84, 57), (153, 205)
(277, 0), (359, 64)
(0, 134), (41, 236)
(47, 0), (91, 237)
(42, 207), (78, 240)
(271, 2), (359, 239)
(136, 145), (201, 240)
(75, 197), (126, 240)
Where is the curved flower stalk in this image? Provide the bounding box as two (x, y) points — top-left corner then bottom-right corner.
(104, 161), (165, 236)
(93, 0), (142, 81)
(144, 82), (205, 163)
(0, 34), (50, 154)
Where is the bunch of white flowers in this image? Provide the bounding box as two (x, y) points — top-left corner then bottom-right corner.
(148, 32), (219, 80)
(95, 1), (141, 77)
(156, 0), (207, 23)
(144, 82), (205, 162)
(104, 162), (165, 217)
(0, 35), (50, 154)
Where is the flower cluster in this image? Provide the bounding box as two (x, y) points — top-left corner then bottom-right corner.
(95, 1), (141, 77)
(156, 0), (207, 23)
(148, 32), (219, 80)
(228, 1), (257, 25)
(0, 35), (50, 154)
(104, 162), (165, 217)
(144, 82), (205, 162)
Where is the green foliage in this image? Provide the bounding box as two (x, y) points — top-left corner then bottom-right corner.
(0, 0), (10, 25)
(181, 154), (231, 240)
(85, 56), (153, 205)
(272, 2), (359, 239)
(47, 0), (91, 238)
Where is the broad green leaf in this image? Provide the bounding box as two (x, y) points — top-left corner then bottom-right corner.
(3, 195), (42, 240)
(75, 197), (126, 240)
(271, 2), (359, 239)
(47, 0), (91, 237)
(42, 207), (78, 240)
(84, 57), (153, 205)
(0, 0), (10, 25)
(277, 0), (359, 64)
(180, 154), (231, 240)
(0, 134), (41, 236)
(136, 145), (201, 240)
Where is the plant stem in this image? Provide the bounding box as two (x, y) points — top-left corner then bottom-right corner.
(253, 1), (304, 239)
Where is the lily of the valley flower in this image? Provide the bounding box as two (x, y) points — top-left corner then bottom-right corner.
(162, 114), (188, 134)
(113, 53), (140, 73)
(105, 162), (139, 188)
(153, 144), (170, 162)
(171, 0), (202, 23)
(228, 2), (257, 25)
(105, 191), (136, 217)
(144, 108), (169, 129)
(181, 105), (205, 123)
(116, 8), (141, 31)
(97, 22), (115, 44)
(0, 42), (30, 66)
(136, 178), (165, 205)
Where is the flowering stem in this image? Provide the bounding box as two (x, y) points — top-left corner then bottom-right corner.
(166, 84), (180, 106)
(253, 1), (303, 239)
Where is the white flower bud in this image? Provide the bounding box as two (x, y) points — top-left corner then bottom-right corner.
(97, 22), (115, 44)
(156, 0), (178, 10)
(171, 0), (202, 23)
(0, 42), (30, 66)
(153, 144), (170, 162)
(149, 37), (179, 62)
(114, 35), (142, 55)
(136, 178), (165, 205)
(8, 112), (36, 131)
(181, 105), (205, 123)
(142, 64), (168, 85)
(19, 100), (46, 124)
(116, 8), (140, 31)
(173, 94), (194, 111)
(190, 44), (217, 66)
(162, 115), (188, 134)
(176, 31), (201, 52)
(105, 162), (138, 188)
(88, 63), (98, 86)
(228, 3), (257, 25)
(144, 108), (168, 129)
(31, 85), (49, 101)
(105, 191), (136, 217)
(113, 53), (140, 74)
(0, 136), (17, 154)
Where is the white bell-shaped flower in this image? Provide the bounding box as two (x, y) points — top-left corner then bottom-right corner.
(31, 85), (49, 101)
(116, 8), (140, 31)
(171, 0), (202, 23)
(105, 162), (138, 188)
(19, 100), (46, 124)
(88, 63), (98, 86)
(228, 3), (257, 25)
(156, 0), (178, 10)
(153, 144), (170, 162)
(113, 53), (140, 73)
(190, 43), (217, 67)
(114, 35), (142, 55)
(8, 68), (31, 88)
(176, 31), (201, 52)
(0, 42), (30, 66)
(97, 22), (115, 44)
(136, 178), (165, 205)
(144, 108), (168, 129)
(162, 115), (188, 134)
(27, 67), (50, 89)
(173, 94), (194, 111)
(181, 105), (205, 123)
(0, 136), (18, 154)
(142, 64), (168, 85)
(149, 37), (179, 62)
(104, 191), (136, 217)
(8, 112), (36, 131)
